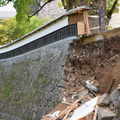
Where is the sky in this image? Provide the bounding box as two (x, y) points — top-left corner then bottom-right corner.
(0, 2), (16, 11)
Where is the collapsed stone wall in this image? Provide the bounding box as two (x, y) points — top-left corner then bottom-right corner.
(0, 38), (73, 120)
(62, 29), (120, 100)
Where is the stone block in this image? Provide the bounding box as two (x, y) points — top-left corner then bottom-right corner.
(116, 101), (120, 119)
(97, 93), (110, 107)
(110, 89), (120, 106)
(98, 107), (116, 120)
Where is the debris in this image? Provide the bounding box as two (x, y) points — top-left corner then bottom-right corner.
(71, 88), (88, 103)
(109, 103), (114, 111)
(80, 81), (96, 97)
(40, 77), (119, 120)
(97, 107), (116, 120)
(117, 84), (120, 90)
(50, 102), (71, 114)
(86, 80), (99, 92)
(63, 97), (66, 102)
(107, 77), (116, 94)
(97, 93), (110, 107)
(70, 97), (98, 120)
(51, 111), (61, 118)
(41, 102), (71, 120)
(98, 77), (116, 107)
(56, 96), (84, 120)
(116, 101), (120, 119)
(110, 89), (120, 106)
(93, 106), (98, 120)
(85, 113), (94, 120)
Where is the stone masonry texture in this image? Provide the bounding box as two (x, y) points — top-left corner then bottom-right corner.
(1, 28), (120, 119)
(0, 38), (73, 120)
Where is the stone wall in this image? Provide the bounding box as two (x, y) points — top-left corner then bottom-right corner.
(0, 38), (74, 120)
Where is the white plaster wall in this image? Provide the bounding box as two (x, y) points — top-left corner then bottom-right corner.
(0, 16), (68, 53)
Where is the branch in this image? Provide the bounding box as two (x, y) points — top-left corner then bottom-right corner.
(35, 0), (41, 7)
(61, 0), (66, 9)
(107, 0), (118, 20)
(0, 0), (14, 7)
(28, 0), (54, 18)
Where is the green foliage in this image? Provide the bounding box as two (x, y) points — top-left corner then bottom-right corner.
(108, 25), (113, 30)
(58, 1), (63, 8)
(107, 0), (120, 13)
(0, 16), (46, 45)
(0, 0), (120, 23)
(0, 0), (53, 23)
(14, 0), (36, 23)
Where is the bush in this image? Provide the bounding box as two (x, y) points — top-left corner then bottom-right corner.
(0, 16), (47, 45)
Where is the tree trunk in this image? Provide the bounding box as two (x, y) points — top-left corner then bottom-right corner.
(107, 0), (118, 20)
(87, 0), (90, 7)
(66, 0), (79, 11)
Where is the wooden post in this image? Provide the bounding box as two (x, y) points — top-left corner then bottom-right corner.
(84, 11), (90, 34)
(99, 7), (105, 32)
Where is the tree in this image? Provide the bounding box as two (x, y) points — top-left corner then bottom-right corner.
(0, 16), (47, 45)
(60, 0), (119, 21)
(0, 0), (55, 23)
(107, 0), (119, 20)
(0, 0), (119, 23)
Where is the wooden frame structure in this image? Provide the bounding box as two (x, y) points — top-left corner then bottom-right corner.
(68, 8), (93, 35)
(67, 6), (105, 35)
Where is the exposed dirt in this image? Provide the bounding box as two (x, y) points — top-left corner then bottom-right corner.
(62, 35), (120, 101)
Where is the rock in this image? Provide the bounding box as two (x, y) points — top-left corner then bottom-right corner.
(109, 54), (119, 62)
(97, 93), (110, 107)
(91, 80), (100, 87)
(98, 107), (116, 120)
(66, 61), (72, 67)
(109, 103), (114, 111)
(116, 101), (120, 119)
(117, 84), (120, 90)
(116, 108), (120, 119)
(110, 89), (120, 106)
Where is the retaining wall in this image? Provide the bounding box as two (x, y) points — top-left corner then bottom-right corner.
(0, 37), (75, 120)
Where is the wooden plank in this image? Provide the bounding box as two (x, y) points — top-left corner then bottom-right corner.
(68, 13), (84, 24)
(78, 9), (91, 14)
(55, 107), (70, 120)
(85, 113), (94, 120)
(77, 22), (85, 35)
(63, 96), (84, 120)
(83, 11), (90, 34)
(90, 26), (100, 30)
(88, 15), (99, 18)
(50, 102), (71, 114)
(56, 96), (84, 120)
(93, 106), (98, 120)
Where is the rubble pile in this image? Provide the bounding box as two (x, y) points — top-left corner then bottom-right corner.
(41, 79), (120, 120)
(41, 36), (120, 120)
